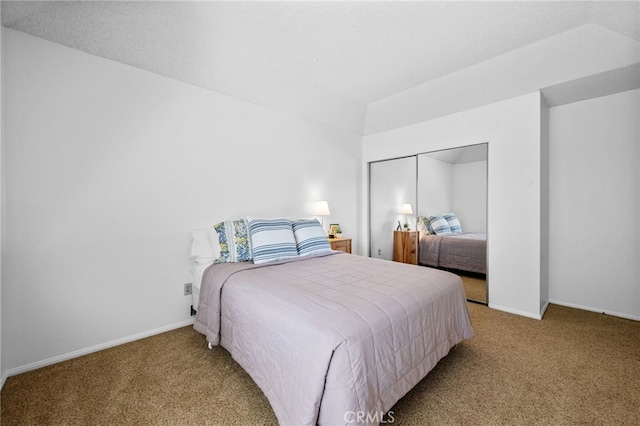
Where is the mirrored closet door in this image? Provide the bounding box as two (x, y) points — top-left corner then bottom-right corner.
(369, 156), (417, 261)
(417, 144), (488, 304)
(368, 144), (488, 304)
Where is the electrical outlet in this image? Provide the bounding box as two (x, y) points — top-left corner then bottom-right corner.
(184, 283), (192, 296)
(378, 249), (382, 256)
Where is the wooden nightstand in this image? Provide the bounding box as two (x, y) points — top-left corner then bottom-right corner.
(393, 231), (418, 264)
(328, 237), (352, 254)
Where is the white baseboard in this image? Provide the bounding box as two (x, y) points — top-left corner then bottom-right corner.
(2, 318), (195, 385)
(548, 299), (640, 322)
(540, 300), (550, 318)
(488, 303), (543, 320)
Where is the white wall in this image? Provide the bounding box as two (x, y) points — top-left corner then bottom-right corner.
(540, 100), (550, 314)
(548, 89), (639, 320)
(363, 92), (546, 319)
(452, 161), (487, 233)
(1, 29), (362, 375)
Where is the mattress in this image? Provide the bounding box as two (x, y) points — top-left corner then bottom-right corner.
(419, 232), (487, 274)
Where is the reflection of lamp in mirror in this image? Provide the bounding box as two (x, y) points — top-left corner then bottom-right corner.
(401, 203), (413, 230)
(314, 200), (331, 229)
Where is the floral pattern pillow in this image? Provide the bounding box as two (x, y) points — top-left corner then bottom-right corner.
(214, 219), (252, 263)
(417, 216), (433, 234)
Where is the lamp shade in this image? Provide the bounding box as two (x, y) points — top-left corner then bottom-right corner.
(401, 203), (414, 215)
(314, 200), (331, 216)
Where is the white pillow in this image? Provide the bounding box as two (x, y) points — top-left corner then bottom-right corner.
(428, 215), (453, 235)
(246, 217), (298, 264)
(189, 229), (221, 264)
(443, 213), (463, 234)
(292, 219), (332, 256)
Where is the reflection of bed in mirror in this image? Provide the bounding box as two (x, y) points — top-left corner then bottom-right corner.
(418, 231), (486, 275)
(415, 143), (488, 282)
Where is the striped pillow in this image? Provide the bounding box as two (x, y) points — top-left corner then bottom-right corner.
(428, 215), (453, 235)
(214, 219), (252, 263)
(444, 213), (463, 234)
(247, 217), (298, 264)
(292, 219), (332, 256)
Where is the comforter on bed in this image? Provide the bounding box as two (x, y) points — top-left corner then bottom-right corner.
(194, 252), (473, 425)
(419, 232), (486, 274)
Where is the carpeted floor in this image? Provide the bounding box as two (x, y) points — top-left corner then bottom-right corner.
(2, 303), (639, 425)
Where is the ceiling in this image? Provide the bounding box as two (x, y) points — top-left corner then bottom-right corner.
(2, 1), (639, 135)
(422, 143), (487, 165)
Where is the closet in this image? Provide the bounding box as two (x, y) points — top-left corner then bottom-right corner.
(369, 143), (488, 303)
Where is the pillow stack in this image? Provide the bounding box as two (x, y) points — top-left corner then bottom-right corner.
(203, 217), (332, 265)
(425, 213), (463, 235)
(427, 215), (453, 235)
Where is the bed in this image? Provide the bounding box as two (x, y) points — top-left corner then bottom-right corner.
(193, 249), (473, 425)
(418, 232), (487, 275)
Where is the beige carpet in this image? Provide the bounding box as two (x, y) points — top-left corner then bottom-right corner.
(2, 303), (639, 425)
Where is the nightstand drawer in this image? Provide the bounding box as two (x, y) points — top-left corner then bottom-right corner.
(329, 237), (351, 253)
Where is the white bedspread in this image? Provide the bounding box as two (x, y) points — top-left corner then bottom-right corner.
(194, 252), (473, 425)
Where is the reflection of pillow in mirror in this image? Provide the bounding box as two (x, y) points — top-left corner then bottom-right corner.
(417, 216), (432, 234)
(443, 213), (463, 234)
(428, 215), (453, 235)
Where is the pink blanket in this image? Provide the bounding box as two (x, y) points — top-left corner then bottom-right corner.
(419, 232), (487, 274)
(194, 252), (473, 425)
